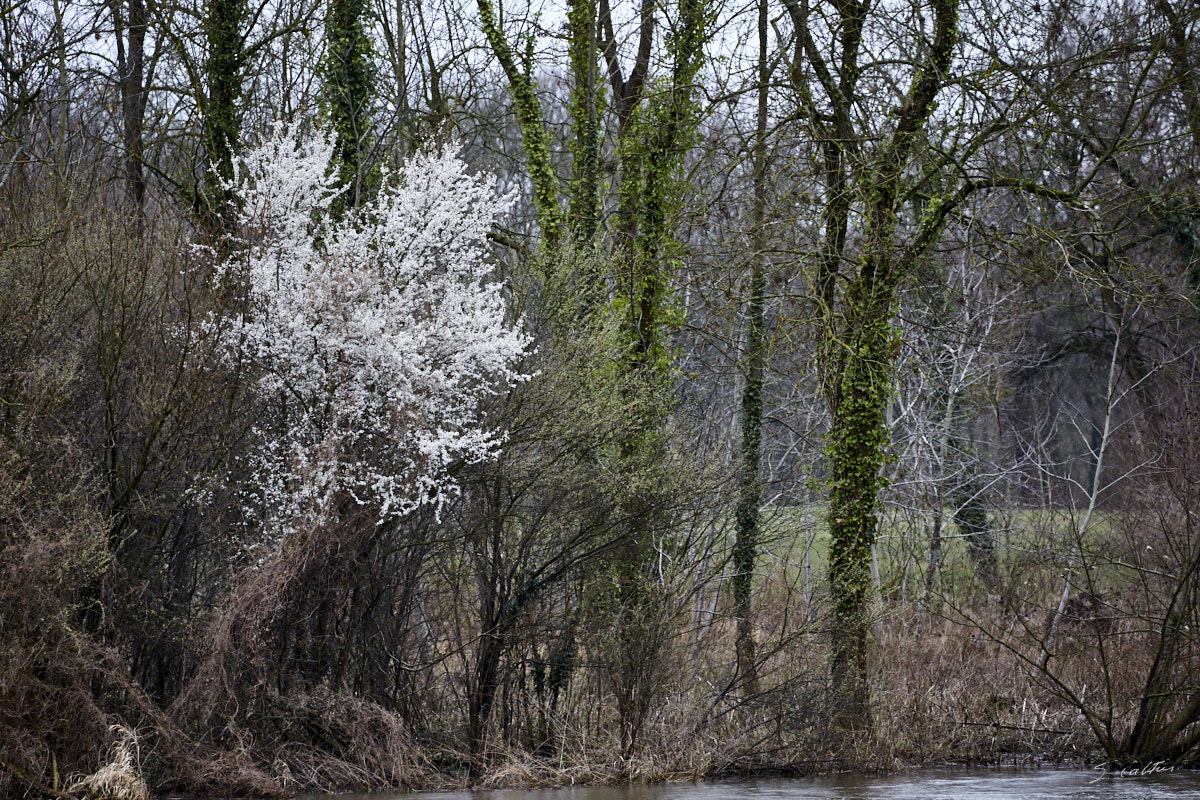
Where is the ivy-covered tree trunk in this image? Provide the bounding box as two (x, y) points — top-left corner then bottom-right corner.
(827, 305), (893, 728)
(322, 0), (376, 211)
(567, 0), (601, 247)
(475, 0), (564, 253)
(607, 0), (705, 752)
(783, 0), (961, 732)
(732, 0), (769, 696)
(201, 0), (247, 235)
(476, 0), (705, 754)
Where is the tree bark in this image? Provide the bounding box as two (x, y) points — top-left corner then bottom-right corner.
(202, 0), (246, 235)
(827, 303), (893, 729)
(323, 0), (376, 211)
(797, 0), (960, 732)
(733, 0), (769, 697)
(113, 0), (147, 226)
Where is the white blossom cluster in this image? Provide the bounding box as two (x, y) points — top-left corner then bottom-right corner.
(214, 123), (530, 525)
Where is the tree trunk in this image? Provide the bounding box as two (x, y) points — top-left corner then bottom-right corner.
(827, 305), (893, 730)
(733, 0), (769, 697)
(567, 0), (601, 247)
(114, 0), (147, 226)
(323, 0), (376, 212)
(202, 0), (246, 235)
(924, 508), (943, 608)
(475, 0), (563, 253)
(955, 487), (998, 590)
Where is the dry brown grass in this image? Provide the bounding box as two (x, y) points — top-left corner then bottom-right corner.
(63, 726), (151, 800)
(873, 608), (1093, 765)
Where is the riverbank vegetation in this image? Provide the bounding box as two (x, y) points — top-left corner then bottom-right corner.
(2, 0), (1199, 795)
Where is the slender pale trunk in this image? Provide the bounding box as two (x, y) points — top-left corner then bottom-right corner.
(53, 0), (70, 175)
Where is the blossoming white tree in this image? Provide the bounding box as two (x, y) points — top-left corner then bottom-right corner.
(217, 123), (530, 527)
(174, 126), (531, 726)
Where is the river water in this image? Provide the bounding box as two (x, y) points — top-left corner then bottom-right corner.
(312, 769), (1200, 800)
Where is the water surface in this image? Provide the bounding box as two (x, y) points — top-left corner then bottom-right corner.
(319, 769), (1200, 800)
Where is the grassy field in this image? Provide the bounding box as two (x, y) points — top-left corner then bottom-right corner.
(753, 502), (1126, 608)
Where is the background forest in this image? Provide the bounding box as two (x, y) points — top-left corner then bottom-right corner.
(2, 0), (1199, 794)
